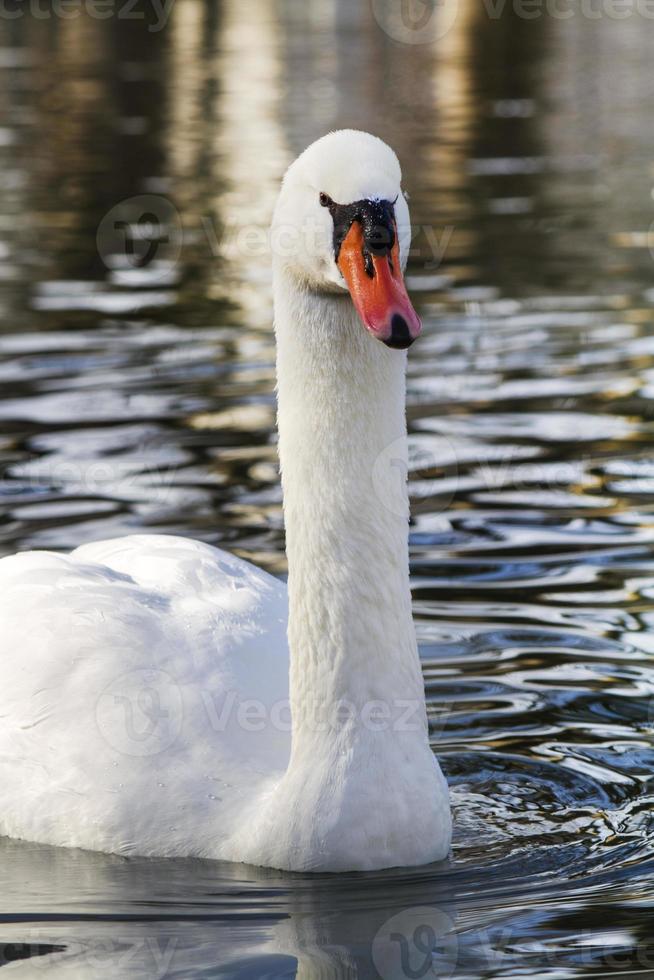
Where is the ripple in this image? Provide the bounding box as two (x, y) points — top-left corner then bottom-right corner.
(1, 8), (654, 977)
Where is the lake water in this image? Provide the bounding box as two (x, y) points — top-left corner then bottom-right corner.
(1, 1), (654, 977)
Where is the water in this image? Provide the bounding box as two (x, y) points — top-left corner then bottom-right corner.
(1, 1), (654, 976)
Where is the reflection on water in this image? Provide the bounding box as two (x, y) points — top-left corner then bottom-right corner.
(1, 0), (654, 976)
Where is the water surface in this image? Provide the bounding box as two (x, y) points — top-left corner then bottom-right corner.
(1, 1), (653, 976)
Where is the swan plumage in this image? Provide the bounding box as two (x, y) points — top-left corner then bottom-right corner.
(0, 130), (452, 871)
(0, 535), (290, 856)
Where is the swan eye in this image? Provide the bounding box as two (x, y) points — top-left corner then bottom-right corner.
(319, 192), (332, 208)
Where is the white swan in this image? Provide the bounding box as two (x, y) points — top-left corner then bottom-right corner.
(0, 130), (451, 872)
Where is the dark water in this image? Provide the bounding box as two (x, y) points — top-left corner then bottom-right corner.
(1, 1), (654, 977)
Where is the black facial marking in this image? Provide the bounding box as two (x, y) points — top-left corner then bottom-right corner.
(324, 197), (396, 278)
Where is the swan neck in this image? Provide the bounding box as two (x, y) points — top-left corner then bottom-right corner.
(274, 269), (426, 741)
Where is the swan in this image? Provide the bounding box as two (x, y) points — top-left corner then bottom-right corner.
(0, 130), (451, 872)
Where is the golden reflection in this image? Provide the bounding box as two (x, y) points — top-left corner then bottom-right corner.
(211, 0), (289, 328)
(166, 0), (208, 184)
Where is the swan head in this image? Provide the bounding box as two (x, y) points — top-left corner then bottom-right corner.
(273, 130), (421, 350)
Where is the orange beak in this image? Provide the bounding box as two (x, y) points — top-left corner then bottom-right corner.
(336, 221), (421, 349)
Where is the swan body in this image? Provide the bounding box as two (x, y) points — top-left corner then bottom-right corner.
(0, 130), (451, 871)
